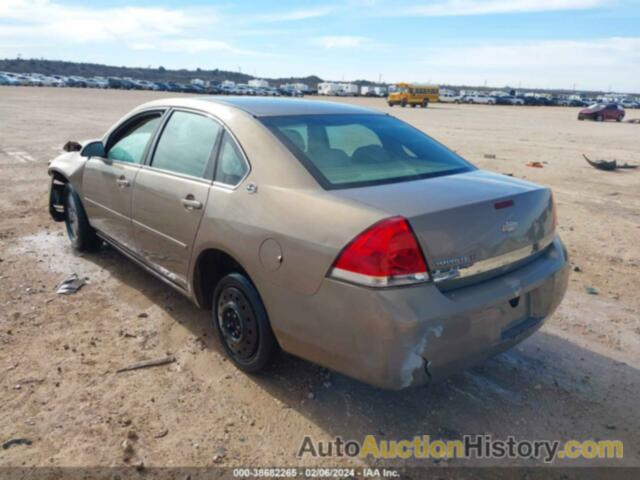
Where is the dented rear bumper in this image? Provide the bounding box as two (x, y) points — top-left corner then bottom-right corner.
(263, 235), (569, 390)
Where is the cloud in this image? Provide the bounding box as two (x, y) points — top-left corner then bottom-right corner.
(0, 0), (268, 56)
(312, 36), (370, 48)
(417, 37), (640, 91)
(248, 6), (335, 23)
(398, 0), (611, 16)
(0, 0), (208, 42)
(131, 39), (261, 56)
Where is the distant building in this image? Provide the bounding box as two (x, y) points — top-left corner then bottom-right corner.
(248, 79), (269, 88)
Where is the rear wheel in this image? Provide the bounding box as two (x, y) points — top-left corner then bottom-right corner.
(401, 100), (407, 108)
(411, 103), (416, 108)
(63, 184), (100, 251)
(596, 114), (604, 122)
(616, 115), (622, 122)
(213, 273), (277, 373)
(422, 100), (429, 108)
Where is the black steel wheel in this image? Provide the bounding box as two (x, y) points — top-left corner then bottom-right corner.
(63, 183), (99, 251)
(213, 273), (277, 372)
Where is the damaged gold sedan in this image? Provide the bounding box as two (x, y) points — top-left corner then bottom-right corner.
(48, 97), (569, 389)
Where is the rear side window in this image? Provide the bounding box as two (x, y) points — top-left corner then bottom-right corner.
(107, 114), (161, 164)
(261, 114), (473, 189)
(151, 111), (221, 178)
(215, 133), (249, 186)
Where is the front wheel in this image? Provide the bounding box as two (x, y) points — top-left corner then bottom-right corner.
(63, 184), (100, 251)
(596, 114), (604, 122)
(213, 273), (278, 373)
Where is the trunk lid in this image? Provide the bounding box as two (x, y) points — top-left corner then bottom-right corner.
(333, 170), (555, 287)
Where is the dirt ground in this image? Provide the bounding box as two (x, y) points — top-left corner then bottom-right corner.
(0, 87), (639, 472)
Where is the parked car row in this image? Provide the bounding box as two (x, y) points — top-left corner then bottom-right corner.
(440, 93), (640, 108)
(0, 71), (305, 97)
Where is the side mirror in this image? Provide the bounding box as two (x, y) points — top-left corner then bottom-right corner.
(80, 141), (106, 158)
(63, 140), (82, 152)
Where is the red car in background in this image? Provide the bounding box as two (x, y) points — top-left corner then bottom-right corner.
(578, 103), (625, 122)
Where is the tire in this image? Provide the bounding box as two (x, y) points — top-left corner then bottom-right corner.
(388, 102), (393, 107)
(411, 103), (416, 108)
(213, 273), (278, 373)
(616, 116), (622, 122)
(596, 114), (604, 122)
(63, 183), (100, 251)
(422, 100), (429, 108)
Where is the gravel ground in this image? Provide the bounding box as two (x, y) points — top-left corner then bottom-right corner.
(0, 87), (639, 472)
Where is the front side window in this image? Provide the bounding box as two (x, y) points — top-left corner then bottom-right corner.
(107, 114), (162, 164)
(215, 133), (249, 186)
(261, 114), (474, 189)
(151, 111), (222, 178)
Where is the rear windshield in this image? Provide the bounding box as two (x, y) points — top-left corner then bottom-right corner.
(260, 114), (473, 189)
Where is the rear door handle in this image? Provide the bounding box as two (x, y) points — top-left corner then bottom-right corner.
(116, 176), (130, 188)
(181, 196), (202, 210)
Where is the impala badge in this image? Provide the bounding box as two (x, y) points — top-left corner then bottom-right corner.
(501, 220), (519, 233)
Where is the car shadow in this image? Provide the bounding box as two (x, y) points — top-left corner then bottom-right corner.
(81, 242), (640, 468)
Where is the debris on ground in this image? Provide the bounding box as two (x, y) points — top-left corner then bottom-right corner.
(484, 154), (496, 159)
(526, 161), (544, 168)
(586, 287), (599, 295)
(583, 154), (638, 172)
(116, 356), (176, 374)
(626, 119), (640, 124)
(154, 429), (169, 439)
(213, 445), (227, 463)
(2, 438), (32, 449)
(56, 273), (87, 294)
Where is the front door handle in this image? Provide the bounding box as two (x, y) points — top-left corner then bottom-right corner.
(116, 176), (130, 188)
(181, 196), (202, 210)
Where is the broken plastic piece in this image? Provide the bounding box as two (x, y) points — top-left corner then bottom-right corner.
(583, 154), (638, 171)
(56, 274), (87, 295)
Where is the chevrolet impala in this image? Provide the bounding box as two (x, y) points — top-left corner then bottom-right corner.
(48, 97), (569, 389)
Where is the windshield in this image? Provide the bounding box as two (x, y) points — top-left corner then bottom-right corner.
(261, 114), (474, 189)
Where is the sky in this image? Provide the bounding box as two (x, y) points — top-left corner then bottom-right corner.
(1, 0), (639, 92)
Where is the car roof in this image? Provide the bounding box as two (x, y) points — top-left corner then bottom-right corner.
(146, 96), (383, 117)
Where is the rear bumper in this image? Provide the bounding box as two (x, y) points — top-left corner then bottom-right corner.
(264, 235), (570, 389)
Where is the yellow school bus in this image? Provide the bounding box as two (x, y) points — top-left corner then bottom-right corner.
(387, 83), (439, 108)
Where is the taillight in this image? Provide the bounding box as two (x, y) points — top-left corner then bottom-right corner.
(329, 216), (430, 287)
